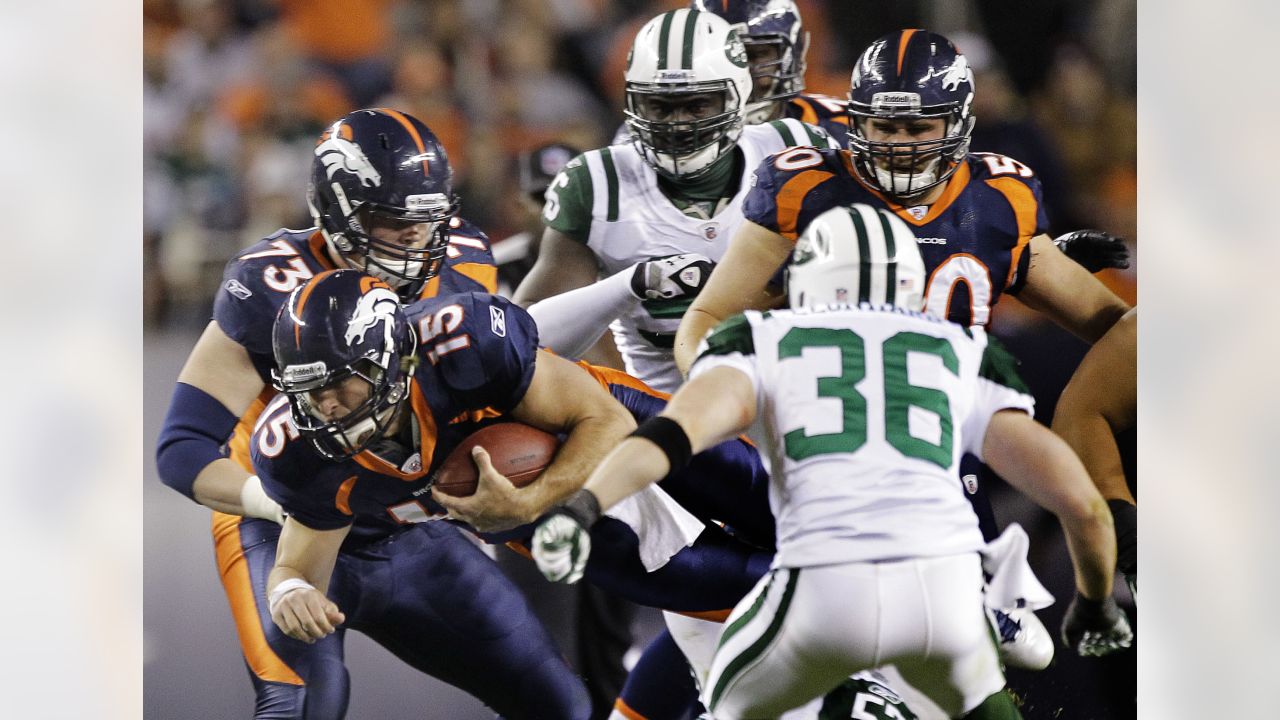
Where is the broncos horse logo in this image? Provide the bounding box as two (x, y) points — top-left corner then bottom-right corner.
(345, 286), (401, 365)
(316, 136), (383, 188)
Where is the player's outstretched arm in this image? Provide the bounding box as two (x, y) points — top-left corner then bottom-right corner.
(267, 518), (349, 643)
(1017, 233), (1131, 344)
(1052, 308), (1137, 588)
(532, 366), (757, 583)
(433, 350), (637, 532)
(674, 221), (790, 374)
(984, 410), (1133, 656)
(155, 321), (283, 522)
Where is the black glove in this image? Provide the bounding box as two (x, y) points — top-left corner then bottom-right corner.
(1053, 230), (1130, 273)
(630, 253), (716, 300)
(1061, 592), (1133, 656)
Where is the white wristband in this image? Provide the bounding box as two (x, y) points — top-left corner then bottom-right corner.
(241, 475), (285, 525)
(268, 578), (315, 615)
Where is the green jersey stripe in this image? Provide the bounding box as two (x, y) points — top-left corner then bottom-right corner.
(978, 336), (1031, 394)
(699, 313), (755, 358)
(770, 119), (798, 147)
(681, 9), (700, 69)
(850, 208), (872, 304)
(801, 122), (827, 148)
(600, 147), (619, 222)
(657, 11), (675, 69)
(710, 569), (800, 709)
(877, 210), (897, 305)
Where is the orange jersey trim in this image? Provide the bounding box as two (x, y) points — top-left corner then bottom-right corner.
(505, 540), (534, 560)
(983, 177), (1038, 288)
(211, 512), (304, 685)
(853, 160), (972, 228)
(308, 231), (339, 270)
(777, 171), (836, 241)
(577, 361), (671, 400)
(334, 475), (358, 515)
(352, 380), (437, 481)
(676, 608), (733, 622)
(793, 96), (818, 125)
(229, 388), (277, 472)
(613, 697), (650, 720)
(450, 261), (499, 293)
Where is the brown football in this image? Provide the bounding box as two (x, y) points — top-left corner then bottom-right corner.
(432, 423), (561, 497)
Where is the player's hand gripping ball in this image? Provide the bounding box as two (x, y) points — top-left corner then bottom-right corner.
(433, 423), (560, 497)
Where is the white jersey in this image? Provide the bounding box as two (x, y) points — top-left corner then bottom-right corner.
(546, 119), (836, 392)
(690, 303), (1035, 567)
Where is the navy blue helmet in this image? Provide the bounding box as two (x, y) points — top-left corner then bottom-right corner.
(307, 108), (460, 298)
(847, 30), (976, 200)
(691, 0), (808, 123)
(272, 270), (415, 460)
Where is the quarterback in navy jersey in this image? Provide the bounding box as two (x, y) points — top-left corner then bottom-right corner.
(153, 109), (590, 719)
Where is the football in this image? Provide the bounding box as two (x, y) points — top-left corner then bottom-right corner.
(432, 422), (561, 497)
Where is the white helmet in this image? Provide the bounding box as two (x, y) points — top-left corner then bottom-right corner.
(624, 9), (753, 179)
(787, 203), (926, 311)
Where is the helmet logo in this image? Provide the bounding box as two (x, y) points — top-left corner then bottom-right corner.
(282, 361), (328, 385)
(870, 92), (921, 112)
(726, 29), (749, 68)
(344, 286), (400, 361)
(935, 54), (971, 91)
(316, 137), (383, 188)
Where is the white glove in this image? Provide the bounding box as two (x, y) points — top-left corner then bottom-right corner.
(629, 253), (715, 301)
(532, 513), (592, 584)
(240, 475), (286, 525)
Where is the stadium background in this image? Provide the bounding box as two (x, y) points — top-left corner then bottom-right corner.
(143, 0), (1137, 717)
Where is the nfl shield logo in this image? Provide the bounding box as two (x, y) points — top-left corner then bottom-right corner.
(701, 223), (718, 240)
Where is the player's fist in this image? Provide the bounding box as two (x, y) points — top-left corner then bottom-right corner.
(533, 513), (591, 584)
(270, 584), (345, 644)
(1053, 230), (1130, 273)
(1061, 592), (1132, 656)
(630, 253), (716, 301)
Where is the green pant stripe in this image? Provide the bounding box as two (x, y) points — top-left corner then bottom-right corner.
(710, 568), (801, 710)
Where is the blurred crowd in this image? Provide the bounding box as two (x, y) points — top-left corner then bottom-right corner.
(143, 0), (1135, 331)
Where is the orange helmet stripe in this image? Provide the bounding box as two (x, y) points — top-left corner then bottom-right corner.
(292, 269), (338, 347)
(376, 107), (430, 175)
(897, 29), (920, 76)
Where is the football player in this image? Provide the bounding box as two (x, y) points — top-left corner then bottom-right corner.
(533, 204), (1132, 719)
(690, 0), (852, 142)
(514, 8), (838, 393)
(672, 29), (1134, 671)
(153, 109), (583, 718)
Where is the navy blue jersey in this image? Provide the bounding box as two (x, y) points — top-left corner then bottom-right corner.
(213, 220), (497, 385)
(785, 93), (851, 148)
(744, 148), (1049, 327)
(251, 292), (537, 542)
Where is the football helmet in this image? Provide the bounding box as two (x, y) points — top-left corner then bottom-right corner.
(847, 30), (975, 200)
(624, 9), (753, 179)
(271, 270), (416, 460)
(787, 203), (925, 310)
(307, 108), (460, 297)
(691, 0), (808, 124)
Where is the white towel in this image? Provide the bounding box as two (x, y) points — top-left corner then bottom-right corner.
(980, 523), (1055, 610)
(605, 484), (706, 571)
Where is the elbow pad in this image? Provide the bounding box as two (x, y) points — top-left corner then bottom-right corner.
(156, 382), (240, 500)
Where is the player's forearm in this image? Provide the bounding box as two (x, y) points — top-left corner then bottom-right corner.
(674, 307), (719, 374)
(1059, 497), (1117, 601)
(528, 267), (638, 359)
(583, 437), (671, 511)
(523, 408), (638, 519)
(191, 459), (256, 514)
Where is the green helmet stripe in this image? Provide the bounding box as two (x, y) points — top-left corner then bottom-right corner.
(657, 11), (675, 69)
(877, 209), (898, 305)
(849, 207), (873, 304)
(681, 9), (700, 69)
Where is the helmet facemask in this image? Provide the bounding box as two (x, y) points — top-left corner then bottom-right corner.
(278, 358), (409, 461)
(310, 187), (460, 299)
(626, 80), (745, 180)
